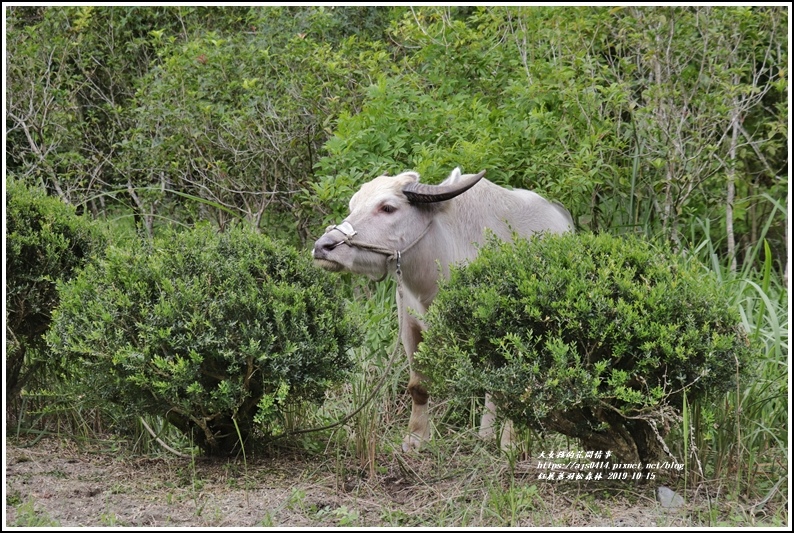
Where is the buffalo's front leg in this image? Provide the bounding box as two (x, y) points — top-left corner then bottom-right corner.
(400, 308), (430, 452)
(479, 393), (498, 439)
(404, 369), (430, 451)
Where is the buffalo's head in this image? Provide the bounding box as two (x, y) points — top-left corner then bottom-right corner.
(312, 168), (485, 280)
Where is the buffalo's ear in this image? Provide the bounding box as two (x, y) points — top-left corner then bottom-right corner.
(403, 170), (486, 204)
(447, 167), (462, 184)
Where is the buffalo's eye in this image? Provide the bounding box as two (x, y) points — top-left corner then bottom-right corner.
(380, 204), (397, 214)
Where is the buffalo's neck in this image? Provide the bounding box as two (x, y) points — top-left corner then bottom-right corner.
(396, 186), (517, 312)
(399, 245), (441, 313)
(398, 216), (469, 312)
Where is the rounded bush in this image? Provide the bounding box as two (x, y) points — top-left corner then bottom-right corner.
(6, 178), (105, 409)
(48, 224), (360, 456)
(416, 231), (753, 464)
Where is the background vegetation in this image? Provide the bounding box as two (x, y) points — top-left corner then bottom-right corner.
(4, 5), (788, 526)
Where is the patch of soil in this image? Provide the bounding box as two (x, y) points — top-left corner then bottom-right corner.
(2, 436), (738, 527)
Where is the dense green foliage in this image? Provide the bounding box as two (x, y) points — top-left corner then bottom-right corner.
(416, 232), (754, 463)
(6, 6), (787, 275)
(47, 225), (360, 456)
(308, 7), (788, 276)
(5, 6), (398, 241)
(5, 178), (105, 409)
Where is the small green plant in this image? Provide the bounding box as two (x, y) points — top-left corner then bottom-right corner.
(333, 505), (361, 526)
(417, 232), (754, 465)
(259, 512), (276, 526)
(286, 487), (307, 511)
(317, 505), (360, 526)
(100, 509), (121, 526)
(11, 498), (60, 527)
(485, 483), (540, 526)
(6, 490), (23, 507)
(48, 224), (360, 456)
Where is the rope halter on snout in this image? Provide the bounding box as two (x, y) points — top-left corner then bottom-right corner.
(325, 219), (433, 283)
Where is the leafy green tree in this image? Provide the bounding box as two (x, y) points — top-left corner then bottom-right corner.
(417, 232), (753, 464)
(311, 6), (786, 275)
(604, 7), (787, 254)
(115, 6), (401, 241)
(47, 224), (360, 456)
(8, 6), (785, 270)
(6, 6), (259, 220)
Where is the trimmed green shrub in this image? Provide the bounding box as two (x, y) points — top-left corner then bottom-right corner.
(416, 232), (753, 464)
(48, 224), (360, 456)
(6, 178), (105, 410)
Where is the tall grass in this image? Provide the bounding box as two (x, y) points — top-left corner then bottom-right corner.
(305, 276), (406, 473)
(673, 214), (789, 509)
(344, 277), (402, 475)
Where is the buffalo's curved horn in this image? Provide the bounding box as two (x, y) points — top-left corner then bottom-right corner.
(402, 170), (486, 204)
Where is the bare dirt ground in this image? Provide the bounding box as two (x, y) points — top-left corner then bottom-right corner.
(3, 435), (782, 528)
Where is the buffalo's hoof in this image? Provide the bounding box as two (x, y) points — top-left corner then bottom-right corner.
(401, 432), (426, 452)
(478, 425), (496, 440)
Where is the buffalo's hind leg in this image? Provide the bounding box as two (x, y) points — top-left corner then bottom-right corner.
(480, 393), (516, 451)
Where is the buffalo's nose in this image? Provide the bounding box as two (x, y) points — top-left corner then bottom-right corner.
(312, 233), (338, 260)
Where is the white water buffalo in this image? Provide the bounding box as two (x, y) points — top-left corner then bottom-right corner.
(312, 167), (573, 451)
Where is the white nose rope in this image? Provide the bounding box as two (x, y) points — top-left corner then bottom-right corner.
(329, 220), (357, 249)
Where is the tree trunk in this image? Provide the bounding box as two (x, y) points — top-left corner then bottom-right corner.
(726, 90), (740, 274)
